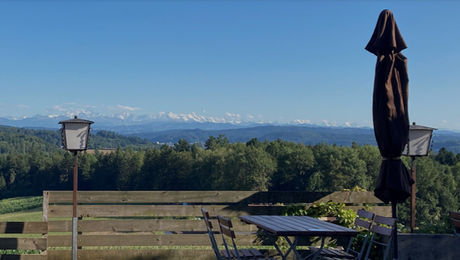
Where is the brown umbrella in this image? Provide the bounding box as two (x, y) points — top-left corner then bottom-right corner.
(366, 9), (413, 259)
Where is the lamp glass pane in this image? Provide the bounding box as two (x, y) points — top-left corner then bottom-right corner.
(405, 130), (432, 156)
(64, 123), (90, 150)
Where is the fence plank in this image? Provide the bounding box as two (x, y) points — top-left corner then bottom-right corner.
(346, 191), (383, 204)
(48, 204), (389, 219)
(345, 206), (391, 217)
(47, 191), (258, 204)
(316, 191), (383, 204)
(47, 249), (216, 260)
(0, 238), (47, 250)
(0, 255), (47, 260)
(48, 220), (72, 233)
(48, 204), (285, 218)
(0, 222), (47, 234)
(48, 233), (257, 247)
(45, 190), (330, 204)
(48, 219), (255, 233)
(76, 219), (254, 233)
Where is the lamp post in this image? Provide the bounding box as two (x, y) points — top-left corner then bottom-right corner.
(59, 116), (93, 260)
(403, 122), (436, 233)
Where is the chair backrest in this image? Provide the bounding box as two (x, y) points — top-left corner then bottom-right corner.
(449, 211), (460, 236)
(345, 209), (375, 260)
(201, 208), (223, 260)
(217, 215), (241, 259)
(364, 215), (396, 260)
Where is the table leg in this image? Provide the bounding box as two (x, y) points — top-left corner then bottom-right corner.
(304, 236), (326, 260)
(272, 236), (307, 260)
(273, 240), (286, 260)
(272, 236), (300, 260)
(262, 231), (326, 260)
(286, 236), (303, 259)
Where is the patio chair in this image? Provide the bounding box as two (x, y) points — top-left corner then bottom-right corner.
(309, 209), (375, 260)
(449, 211), (460, 236)
(363, 215), (396, 260)
(216, 215), (269, 259)
(201, 208), (223, 260)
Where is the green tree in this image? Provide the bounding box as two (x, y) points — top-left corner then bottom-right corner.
(435, 147), (457, 166)
(270, 144), (315, 191)
(136, 148), (161, 189)
(205, 135), (229, 150)
(174, 139), (191, 152)
(212, 144), (276, 191)
(356, 144), (381, 189)
(399, 157), (459, 233)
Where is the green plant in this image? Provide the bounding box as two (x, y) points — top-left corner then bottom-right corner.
(283, 202), (357, 228)
(344, 186), (367, 192)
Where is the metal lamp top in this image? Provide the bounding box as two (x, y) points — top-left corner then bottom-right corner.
(59, 116), (94, 125)
(409, 123), (437, 132)
(403, 122), (436, 157)
(59, 116), (94, 151)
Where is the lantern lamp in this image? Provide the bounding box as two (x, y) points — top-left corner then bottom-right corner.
(58, 115), (93, 260)
(402, 122), (436, 233)
(59, 116), (94, 151)
(403, 123), (436, 157)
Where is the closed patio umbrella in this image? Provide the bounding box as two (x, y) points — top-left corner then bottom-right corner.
(366, 9), (413, 259)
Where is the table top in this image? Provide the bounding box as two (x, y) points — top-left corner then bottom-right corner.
(240, 215), (358, 237)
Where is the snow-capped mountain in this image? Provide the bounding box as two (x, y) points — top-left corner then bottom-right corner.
(0, 112), (264, 134)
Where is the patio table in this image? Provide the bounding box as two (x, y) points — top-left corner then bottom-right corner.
(239, 215), (358, 260)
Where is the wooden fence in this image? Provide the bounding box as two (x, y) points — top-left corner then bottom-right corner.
(1, 190), (389, 259)
(0, 221), (47, 260)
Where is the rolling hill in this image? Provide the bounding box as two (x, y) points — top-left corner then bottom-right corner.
(1, 123), (460, 153)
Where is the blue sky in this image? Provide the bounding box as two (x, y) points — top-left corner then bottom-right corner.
(1, 1), (459, 129)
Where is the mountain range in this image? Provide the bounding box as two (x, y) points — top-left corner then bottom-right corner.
(1, 113), (459, 152)
(0, 113), (257, 133)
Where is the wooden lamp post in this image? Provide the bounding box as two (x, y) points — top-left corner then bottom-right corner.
(403, 122), (436, 233)
(59, 116), (93, 260)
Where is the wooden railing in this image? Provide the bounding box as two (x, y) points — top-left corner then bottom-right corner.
(450, 211), (460, 236)
(0, 221), (47, 260)
(1, 190), (389, 259)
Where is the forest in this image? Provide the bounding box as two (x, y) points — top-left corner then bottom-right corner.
(0, 126), (459, 233)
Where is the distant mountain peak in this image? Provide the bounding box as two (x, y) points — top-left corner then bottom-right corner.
(0, 111), (372, 133)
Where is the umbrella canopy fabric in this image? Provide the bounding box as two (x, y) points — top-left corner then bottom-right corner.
(366, 9), (413, 204)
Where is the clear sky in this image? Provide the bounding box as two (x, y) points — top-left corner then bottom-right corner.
(1, 1), (459, 129)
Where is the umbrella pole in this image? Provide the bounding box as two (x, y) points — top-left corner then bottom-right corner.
(392, 201), (398, 260)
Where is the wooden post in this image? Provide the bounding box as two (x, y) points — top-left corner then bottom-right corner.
(72, 151), (78, 260)
(42, 191), (49, 222)
(392, 201), (398, 260)
(410, 156), (416, 233)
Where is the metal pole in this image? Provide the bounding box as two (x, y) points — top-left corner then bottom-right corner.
(410, 156), (416, 233)
(392, 201), (398, 260)
(72, 151), (78, 260)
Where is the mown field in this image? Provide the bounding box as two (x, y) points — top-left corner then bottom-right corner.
(0, 196), (42, 222)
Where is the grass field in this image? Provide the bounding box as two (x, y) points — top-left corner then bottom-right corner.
(0, 207), (42, 222)
(0, 196), (42, 222)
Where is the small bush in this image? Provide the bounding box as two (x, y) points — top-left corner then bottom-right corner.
(283, 201), (357, 228)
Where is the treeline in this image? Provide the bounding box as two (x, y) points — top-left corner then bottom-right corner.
(0, 134), (458, 233)
(0, 126), (61, 154)
(0, 126), (155, 154)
